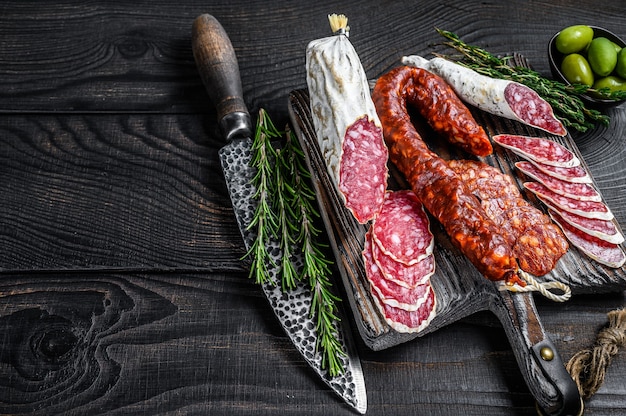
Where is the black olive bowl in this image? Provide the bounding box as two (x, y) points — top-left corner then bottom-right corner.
(548, 25), (626, 108)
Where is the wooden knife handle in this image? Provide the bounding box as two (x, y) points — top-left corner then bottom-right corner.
(192, 13), (252, 141)
(493, 291), (582, 416)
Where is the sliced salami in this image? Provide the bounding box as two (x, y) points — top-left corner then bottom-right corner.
(339, 116), (389, 223)
(524, 182), (613, 221)
(527, 159), (592, 184)
(515, 161), (601, 202)
(402, 56), (567, 136)
(371, 239), (435, 288)
(493, 134), (580, 168)
(306, 17), (389, 223)
(550, 210), (626, 268)
(370, 282), (437, 334)
(363, 233), (431, 311)
(547, 207), (624, 245)
(371, 190), (434, 265)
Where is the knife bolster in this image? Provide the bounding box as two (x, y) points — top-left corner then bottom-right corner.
(220, 111), (253, 142)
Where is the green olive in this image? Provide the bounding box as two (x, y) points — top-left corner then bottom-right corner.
(561, 53), (594, 86)
(615, 47), (626, 79)
(593, 75), (626, 93)
(587, 37), (618, 77)
(555, 25), (594, 54)
(611, 41), (622, 54)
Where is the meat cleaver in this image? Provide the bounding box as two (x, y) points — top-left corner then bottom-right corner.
(191, 14), (367, 414)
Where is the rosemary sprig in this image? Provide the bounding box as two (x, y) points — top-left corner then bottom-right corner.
(245, 108), (280, 285)
(434, 28), (625, 133)
(280, 127), (346, 376)
(273, 135), (300, 292)
(245, 108), (346, 376)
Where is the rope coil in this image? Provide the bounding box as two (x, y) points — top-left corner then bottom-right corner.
(566, 308), (626, 400)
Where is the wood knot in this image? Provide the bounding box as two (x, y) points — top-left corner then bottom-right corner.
(35, 328), (78, 362)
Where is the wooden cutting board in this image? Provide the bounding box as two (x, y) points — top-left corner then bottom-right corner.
(287, 72), (625, 414)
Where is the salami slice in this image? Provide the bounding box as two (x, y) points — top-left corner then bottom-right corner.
(515, 161), (601, 202)
(339, 116), (389, 223)
(524, 182), (613, 221)
(550, 210), (626, 268)
(403, 56), (567, 136)
(493, 134), (580, 167)
(371, 190), (434, 265)
(527, 159), (592, 184)
(363, 233), (431, 311)
(371, 240), (435, 288)
(370, 282), (437, 334)
(546, 207), (624, 245)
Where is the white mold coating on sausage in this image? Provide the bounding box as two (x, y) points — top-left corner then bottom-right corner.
(402, 55), (566, 136)
(306, 34), (383, 191)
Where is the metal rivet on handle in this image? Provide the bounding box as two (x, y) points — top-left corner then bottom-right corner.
(540, 346), (555, 361)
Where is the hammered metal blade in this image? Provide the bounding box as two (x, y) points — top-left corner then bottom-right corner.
(219, 138), (367, 414)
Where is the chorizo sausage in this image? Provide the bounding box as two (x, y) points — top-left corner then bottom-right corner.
(449, 159), (569, 277)
(372, 66), (520, 284)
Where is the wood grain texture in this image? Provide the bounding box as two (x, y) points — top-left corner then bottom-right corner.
(0, 114), (247, 272)
(0, 0), (625, 415)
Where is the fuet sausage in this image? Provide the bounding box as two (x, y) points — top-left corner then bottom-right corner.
(403, 56), (567, 137)
(372, 66), (521, 285)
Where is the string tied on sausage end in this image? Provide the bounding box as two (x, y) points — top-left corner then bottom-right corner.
(328, 13), (349, 37)
(503, 270), (571, 302)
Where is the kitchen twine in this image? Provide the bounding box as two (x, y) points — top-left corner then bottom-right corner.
(566, 307), (626, 400)
(505, 270), (572, 302)
(508, 275), (626, 403)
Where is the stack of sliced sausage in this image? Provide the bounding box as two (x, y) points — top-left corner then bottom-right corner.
(494, 134), (626, 267)
(363, 190), (437, 333)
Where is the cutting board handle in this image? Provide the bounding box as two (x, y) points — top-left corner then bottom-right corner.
(192, 13), (252, 142)
(493, 291), (582, 416)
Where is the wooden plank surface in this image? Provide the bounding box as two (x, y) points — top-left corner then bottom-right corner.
(1, 0), (625, 415)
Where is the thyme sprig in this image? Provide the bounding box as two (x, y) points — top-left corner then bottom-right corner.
(245, 108), (346, 376)
(434, 28), (626, 133)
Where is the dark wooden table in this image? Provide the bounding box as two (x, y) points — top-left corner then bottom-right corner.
(1, 1), (625, 415)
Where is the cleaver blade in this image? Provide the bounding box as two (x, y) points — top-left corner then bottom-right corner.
(191, 14), (367, 414)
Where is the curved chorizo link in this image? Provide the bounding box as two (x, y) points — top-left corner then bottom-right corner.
(372, 66), (519, 284)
